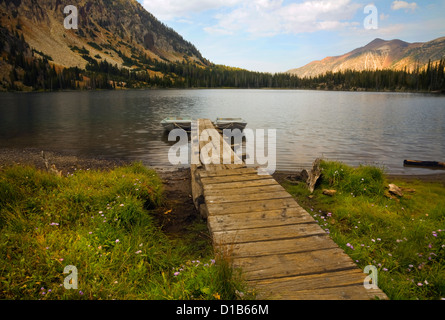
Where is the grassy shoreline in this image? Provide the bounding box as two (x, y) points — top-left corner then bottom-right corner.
(2, 149), (445, 300)
(280, 160), (445, 300)
(0, 162), (252, 300)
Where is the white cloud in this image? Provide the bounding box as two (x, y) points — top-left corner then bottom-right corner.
(204, 0), (362, 36)
(391, 1), (418, 12)
(203, 26), (235, 36)
(141, 0), (362, 36)
(176, 19), (194, 25)
(380, 13), (390, 21)
(141, 0), (243, 21)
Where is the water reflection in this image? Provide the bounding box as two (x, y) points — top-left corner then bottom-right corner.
(0, 90), (444, 174)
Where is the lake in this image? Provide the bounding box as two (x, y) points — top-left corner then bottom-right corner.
(1, 89), (444, 174)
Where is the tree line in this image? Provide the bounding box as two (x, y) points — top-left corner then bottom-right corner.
(2, 26), (444, 92)
(83, 57), (445, 92)
(304, 60), (445, 92)
(5, 53), (445, 92)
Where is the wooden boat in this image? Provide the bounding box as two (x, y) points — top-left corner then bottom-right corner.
(214, 118), (247, 131)
(161, 117), (193, 131)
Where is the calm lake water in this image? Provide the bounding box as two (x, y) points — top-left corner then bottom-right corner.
(1, 89), (444, 174)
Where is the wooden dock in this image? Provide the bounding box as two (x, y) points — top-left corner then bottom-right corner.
(191, 119), (388, 300)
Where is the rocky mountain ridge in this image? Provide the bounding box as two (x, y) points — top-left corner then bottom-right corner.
(0, 0), (207, 71)
(288, 37), (445, 78)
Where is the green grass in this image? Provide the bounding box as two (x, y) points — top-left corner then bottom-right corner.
(0, 163), (252, 300)
(283, 160), (445, 300)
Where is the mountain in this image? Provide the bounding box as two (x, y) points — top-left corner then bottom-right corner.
(0, 0), (209, 90)
(1, 1), (443, 92)
(1, 0), (206, 67)
(288, 37), (445, 78)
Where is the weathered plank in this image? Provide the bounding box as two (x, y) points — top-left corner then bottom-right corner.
(213, 223), (326, 245)
(251, 269), (367, 299)
(232, 248), (359, 281)
(207, 207), (314, 233)
(199, 168), (259, 178)
(256, 284), (376, 300)
(206, 190), (293, 204)
(204, 184), (286, 197)
(215, 233), (337, 258)
(223, 164), (247, 170)
(203, 178), (278, 191)
(200, 173), (272, 184)
(206, 197), (301, 215)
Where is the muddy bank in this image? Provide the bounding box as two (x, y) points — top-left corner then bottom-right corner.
(386, 173), (445, 185)
(154, 167), (202, 235)
(0, 148), (130, 174)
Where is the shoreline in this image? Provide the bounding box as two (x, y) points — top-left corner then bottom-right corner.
(386, 173), (445, 184)
(1, 87), (444, 95)
(0, 148), (131, 174)
(273, 170), (445, 186)
(2, 147), (445, 184)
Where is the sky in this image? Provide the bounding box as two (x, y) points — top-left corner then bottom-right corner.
(138, 0), (445, 73)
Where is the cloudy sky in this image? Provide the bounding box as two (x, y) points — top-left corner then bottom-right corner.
(138, 0), (445, 73)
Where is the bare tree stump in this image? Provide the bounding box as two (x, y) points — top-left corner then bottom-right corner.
(307, 158), (322, 193)
(41, 151), (50, 171)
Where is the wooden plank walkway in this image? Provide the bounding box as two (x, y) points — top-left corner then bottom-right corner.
(190, 119), (388, 300)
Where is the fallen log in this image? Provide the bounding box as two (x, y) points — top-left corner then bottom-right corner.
(404, 160), (445, 169)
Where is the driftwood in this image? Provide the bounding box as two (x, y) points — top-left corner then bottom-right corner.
(404, 160), (445, 169)
(306, 158), (322, 193)
(41, 151), (62, 177)
(323, 189), (337, 197)
(388, 184), (404, 197)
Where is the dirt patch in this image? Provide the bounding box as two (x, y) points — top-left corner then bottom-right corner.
(154, 167), (203, 235)
(0, 148), (130, 174)
(273, 171), (306, 185)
